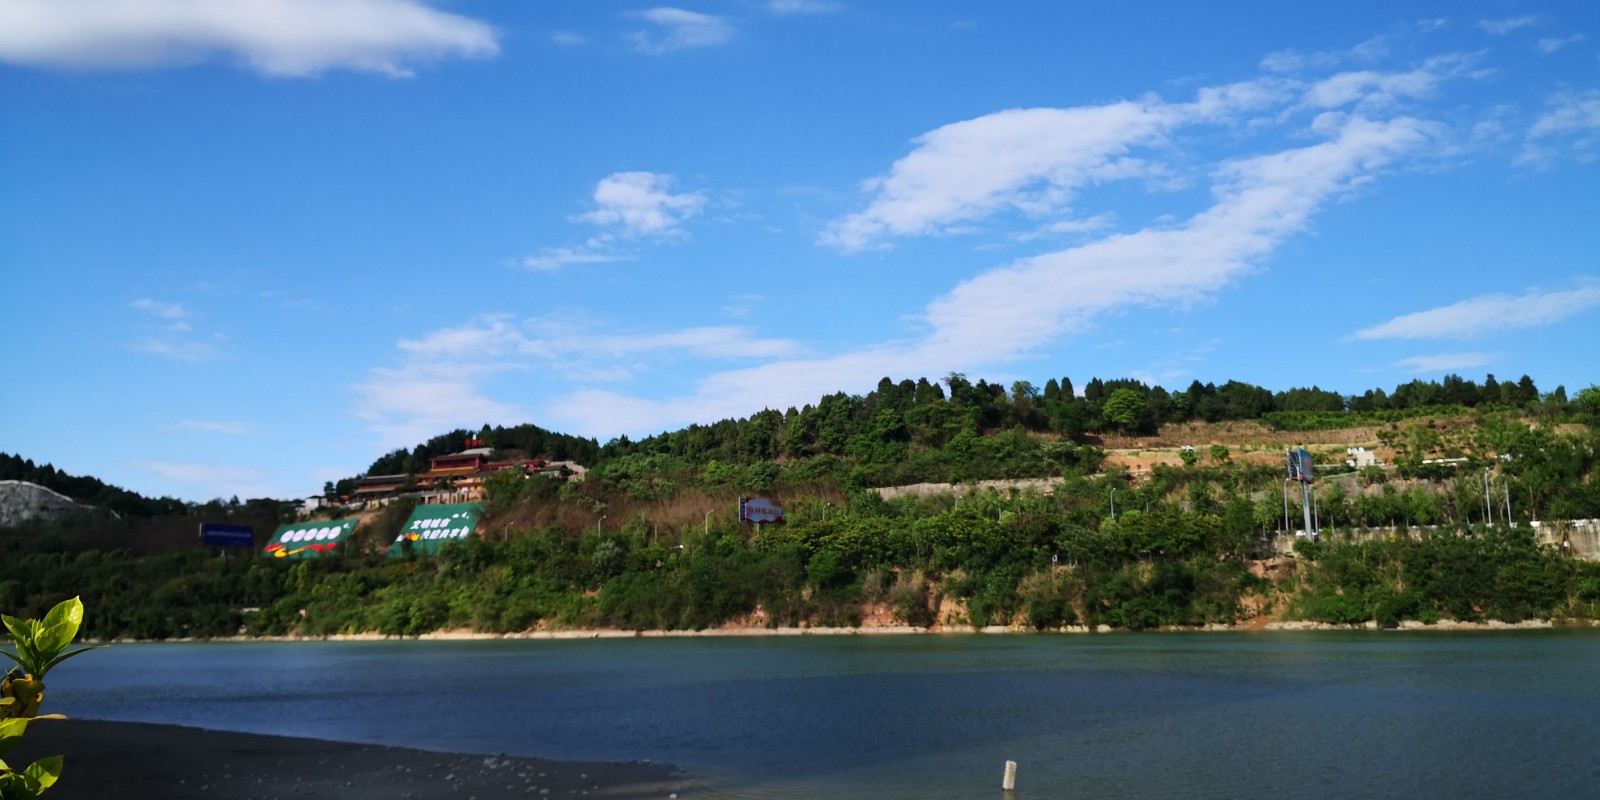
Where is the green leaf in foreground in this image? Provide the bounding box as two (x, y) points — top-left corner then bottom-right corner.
(21, 755), (63, 792)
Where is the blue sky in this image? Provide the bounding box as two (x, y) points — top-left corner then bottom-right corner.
(2, 1), (1597, 502)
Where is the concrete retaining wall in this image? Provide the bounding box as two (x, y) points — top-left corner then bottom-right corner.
(1270, 519), (1600, 561)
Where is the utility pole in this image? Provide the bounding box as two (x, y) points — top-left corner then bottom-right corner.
(1283, 479), (1292, 533)
(1301, 480), (1314, 539)
(1483, 469), (1493, 526)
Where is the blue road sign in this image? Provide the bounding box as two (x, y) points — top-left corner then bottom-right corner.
(200, 523), (255, 548)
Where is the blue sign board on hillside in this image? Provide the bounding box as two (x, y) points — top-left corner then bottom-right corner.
(200, 523), (255, 548)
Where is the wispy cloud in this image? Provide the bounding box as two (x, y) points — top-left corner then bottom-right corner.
(1349, 283), (1600, 341)
(132, 339), (223, 362)
(574, 171), (707, 239)
(520, 246), (632, 272)
(1477, 16), (1538, 36)
(131, 298), (186, 319)
(1010, 214), (1117, 244)
(818, 100), (1189, 250)
(627, 8), (733, 55)
(130, 298), (224, 361)
(721, 294), (766, 318)
(172, 420), (257, 435)
(1517, 90), (1600, 166)
(917, 115), (1434, 362)
(1536, 34), (1585, 53)
(396, 314), (804, 363)
(356, 313), (803, 449)
(0, 0), (497, 77)
(1395, 352), (1497, 373)
(1261, 36), (1390, 73)
(524, 172), (707, 272)
(353, 359), (525, 452)
(767, 0), (842, 15)
(818, 58), (1474, 252)
(1296, 54), (1477, 112)
(135, 460), (279, 500)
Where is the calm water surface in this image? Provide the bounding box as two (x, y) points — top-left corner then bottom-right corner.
(46, 631), (1600, 798)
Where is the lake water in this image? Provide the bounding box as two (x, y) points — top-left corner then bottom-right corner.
(44, 631), (1600, 799)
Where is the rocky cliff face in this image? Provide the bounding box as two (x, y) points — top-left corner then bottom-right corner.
(0, 480), (95, 528)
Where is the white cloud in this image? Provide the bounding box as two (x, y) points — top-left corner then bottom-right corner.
(1536, 34), (1585, 53)
(1012, 213), (1117, 242)
(0, 0), (497, 77)
(918, 115), (1433, 362)
(173, 420), (257, 435)
(550, 31), (586, 47)
(1298, 54), (1476, 112)
(353, 359), (526, 451)
(1260, 36), (1389, 73)
(628, 8), (733, 55)
(819, 102), (1179, 250)
(135, 460), (280, 500)
(131, 298), (225, 361)
(573, 171), (707, 238)
(767, 0), (842, 14)
(358, 313), (803, 448)
(721, 294), (766, 318)
(131, 298), (187, 319)
(1518, 90), (1600, 165)
(396, 313), (803, 363)
(132, 339), (223, 362)
(1478, 16), (1538, 36)
(1395, 353), (1497, 373)
(820, 56), (1477, 254)
(1349, 283), (1600, 341)
(520, 246), (632, 272)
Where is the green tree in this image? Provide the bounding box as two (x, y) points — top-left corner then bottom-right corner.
(1101, 388), (1147, 433)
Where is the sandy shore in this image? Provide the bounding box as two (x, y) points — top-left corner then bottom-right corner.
(11, 720), (687, 800)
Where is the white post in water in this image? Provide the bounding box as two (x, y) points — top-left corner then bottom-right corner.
(1002, 760), (1017, 791)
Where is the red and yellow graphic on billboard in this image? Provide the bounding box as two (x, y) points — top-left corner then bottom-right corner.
(265, 519), (358, 559)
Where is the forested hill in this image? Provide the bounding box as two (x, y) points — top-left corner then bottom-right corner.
(361, 372), (1591, 488)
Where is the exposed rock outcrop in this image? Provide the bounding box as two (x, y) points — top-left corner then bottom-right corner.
(0, 480), (95, 528)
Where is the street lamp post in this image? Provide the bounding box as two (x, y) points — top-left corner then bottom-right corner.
(597, 515), (606, 534)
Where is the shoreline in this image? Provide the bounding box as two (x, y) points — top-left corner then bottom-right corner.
(85, 616), (1593, 645)
(14, 719), (687, 800)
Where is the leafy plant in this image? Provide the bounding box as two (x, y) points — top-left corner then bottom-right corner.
(1, 596), (96, 799)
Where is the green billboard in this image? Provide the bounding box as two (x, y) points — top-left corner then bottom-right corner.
(265, 518), (358, 559)
(387, 503), (482, 558)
